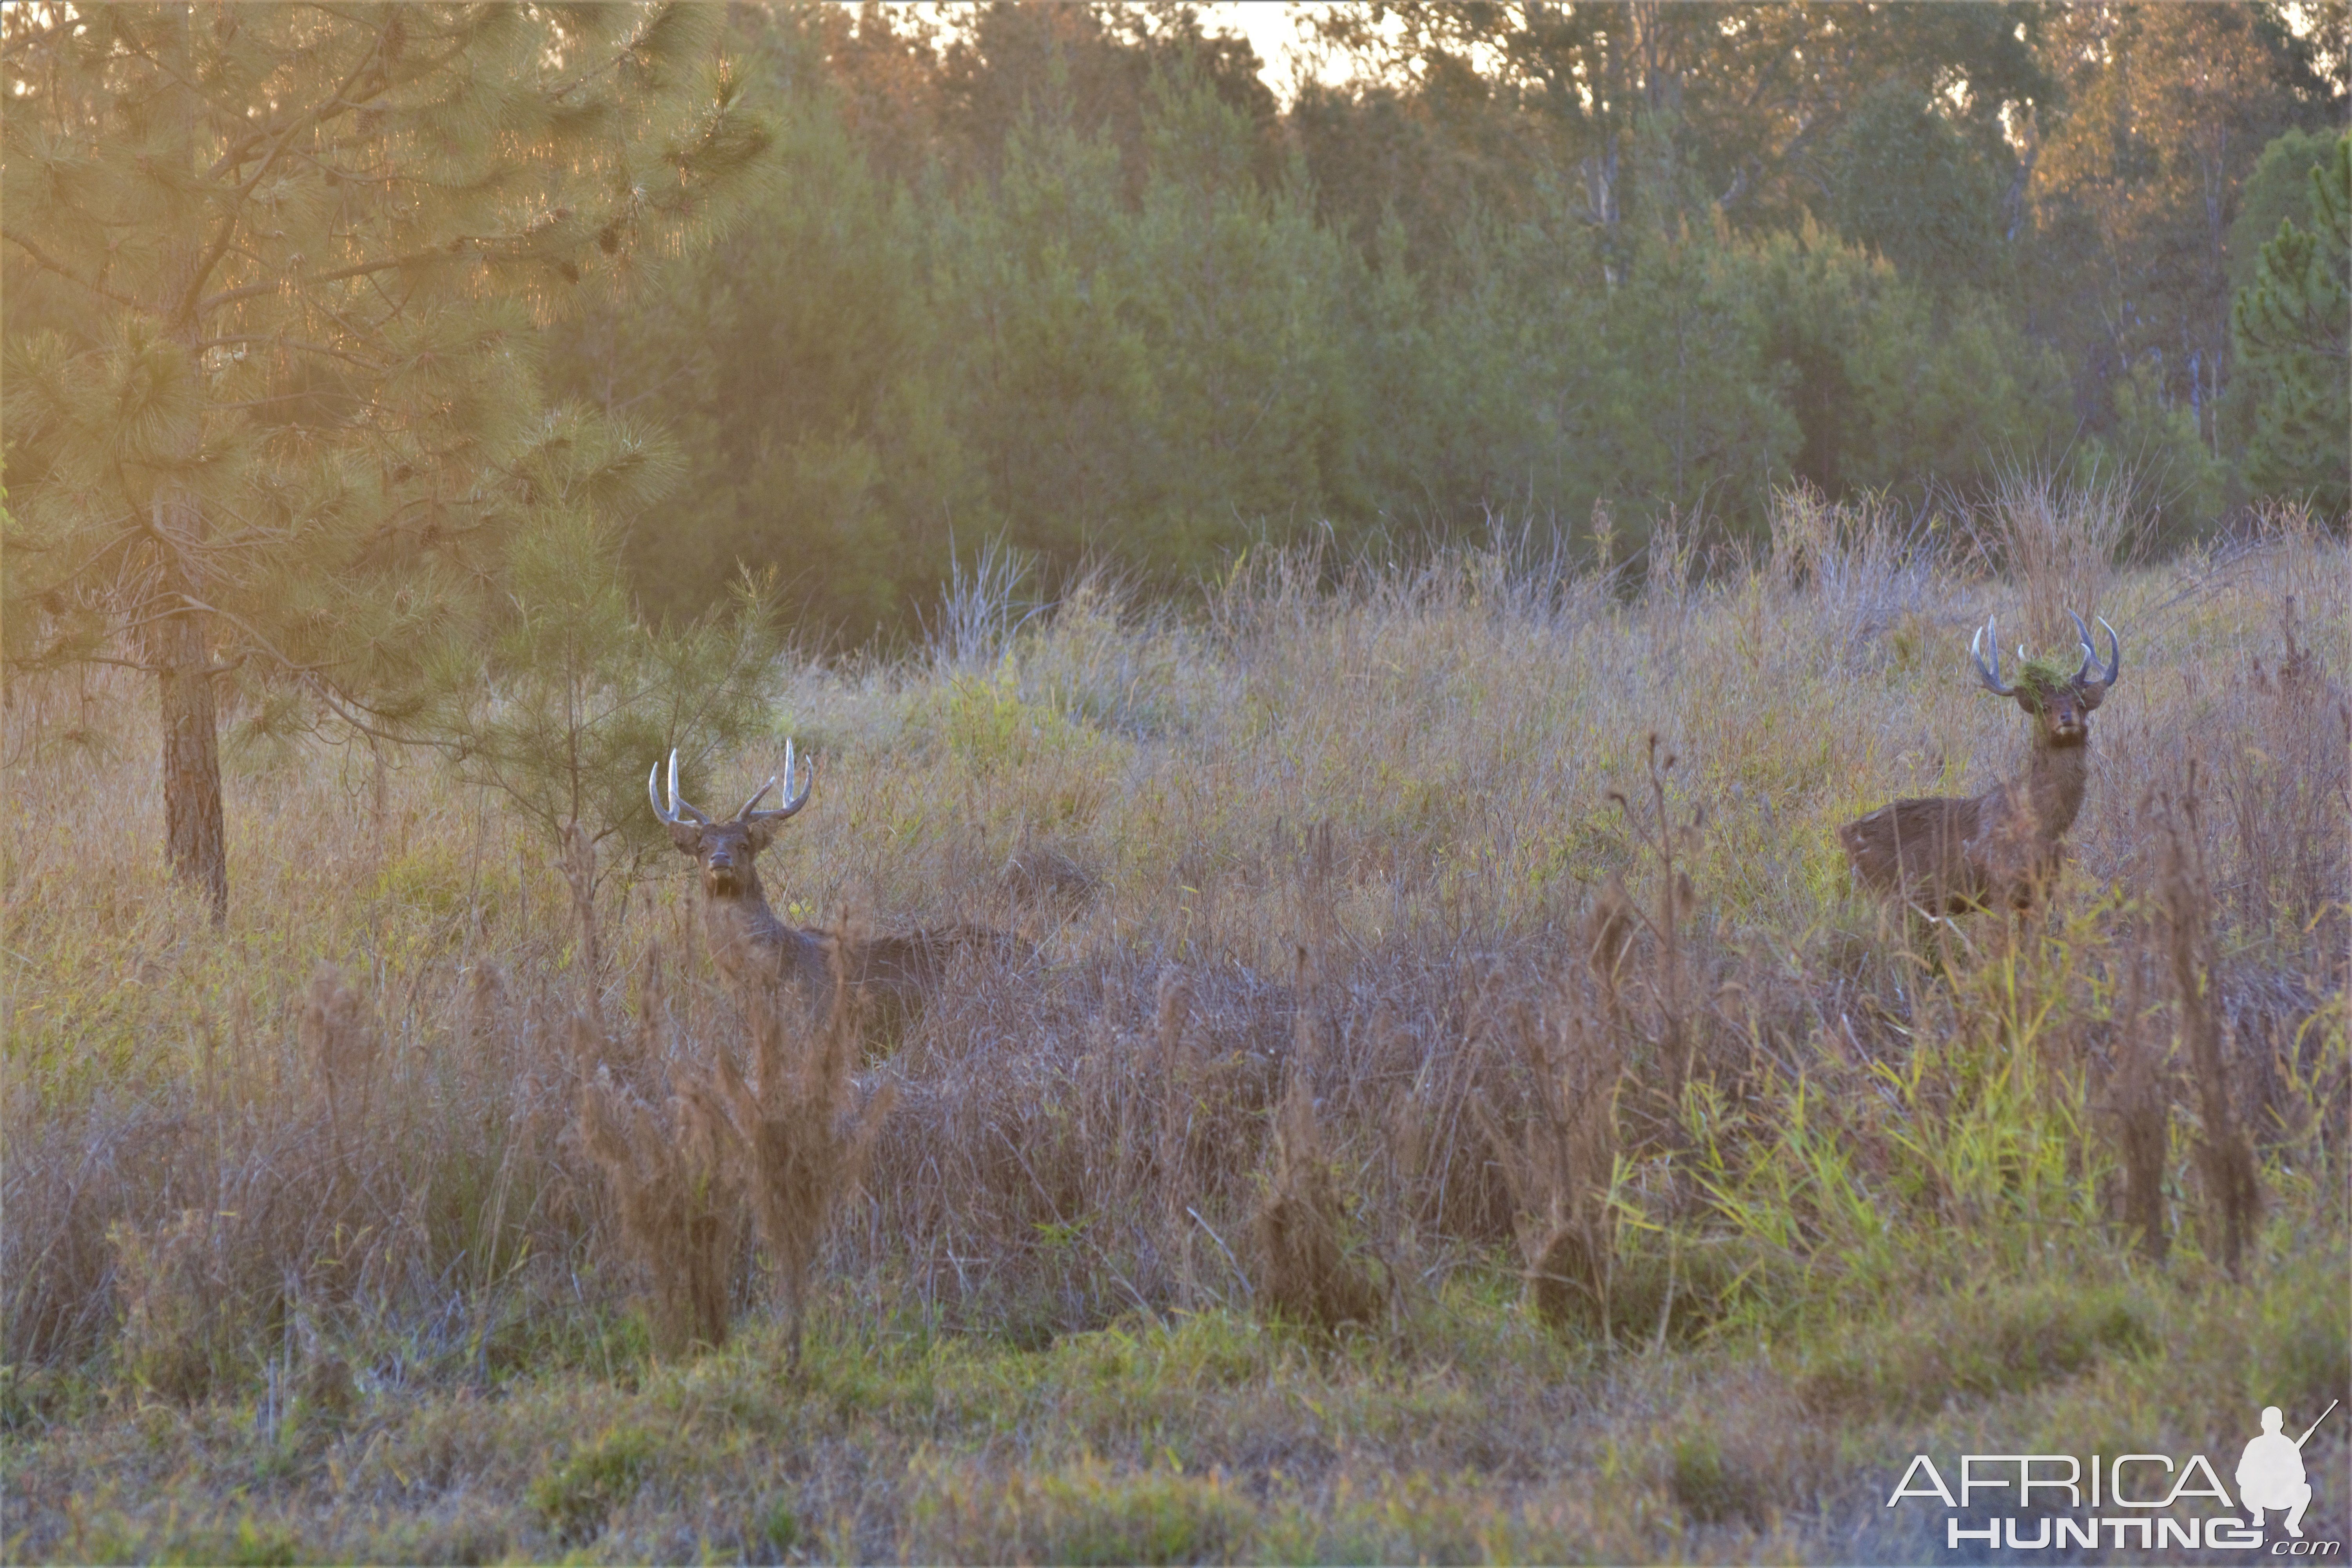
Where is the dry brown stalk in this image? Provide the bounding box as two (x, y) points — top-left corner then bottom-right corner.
(2158, 774), (2262, 1281)
(1604, 735), (1704, 1102)
(2109, 957), (2172, 1265)
(1976, 470), (2131, 647)
(559, 822), (606, 1032)
(1152, 965), (1198, 1277)
(573, 1009), (742, 1359)
(630, 936), (670, 1083)
(1474, 932), (1625, 1338)
(702, 939), (898, 1371)
(299, 962), (377, 1170)
(1251, 947), (1379, 1332)
(1588, 875), (1636, 1036)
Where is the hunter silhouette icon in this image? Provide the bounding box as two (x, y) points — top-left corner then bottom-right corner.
(2238, 1400), (2336, 1537)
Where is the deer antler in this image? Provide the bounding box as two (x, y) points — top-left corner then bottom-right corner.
(2067, 610), (2121, 691)
(649, 749), (712, 826)
(742, 738), (813, 824)
(1969, 617), (2017, 696)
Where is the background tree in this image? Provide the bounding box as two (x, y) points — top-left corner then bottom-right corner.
(2022, 4), (2331, 460)
(544, 5), (965, 637)
(499, 2), (2342, 649)
(2, 3), (771, 921)
(1827, 79), (2007, 294)
(2232, 131), (2350, 511)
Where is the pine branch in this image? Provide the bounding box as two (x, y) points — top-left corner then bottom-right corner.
(3, 233), (149, 312)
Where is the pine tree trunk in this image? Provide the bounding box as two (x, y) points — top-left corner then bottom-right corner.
(156, 518), (228, 926)
(156, 10), (227, 927)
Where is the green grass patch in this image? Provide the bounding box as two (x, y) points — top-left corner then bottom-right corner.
(1795, 1276), (2159, 1416)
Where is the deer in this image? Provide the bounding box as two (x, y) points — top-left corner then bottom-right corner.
(1840, 611), (2122, 917)
(650, 745), (1011, 1024)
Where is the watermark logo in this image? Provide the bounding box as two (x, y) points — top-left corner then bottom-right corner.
(1886, 1399), (2339, 1553)
(2241, 1401), (2334, 1542)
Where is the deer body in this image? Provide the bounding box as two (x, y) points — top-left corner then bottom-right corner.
(652, 748), (1004, 1020)
(1841, 613), (2120, 915)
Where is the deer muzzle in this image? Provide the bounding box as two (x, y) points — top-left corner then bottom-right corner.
(703, 851), (746, 895)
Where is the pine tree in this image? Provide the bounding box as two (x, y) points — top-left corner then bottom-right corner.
(2, 4), (771, 921)
(2232, 132), (2350, 513)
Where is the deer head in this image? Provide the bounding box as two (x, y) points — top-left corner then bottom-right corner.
(649, 744), (813, 898)
(1969, 611), (2121, 748)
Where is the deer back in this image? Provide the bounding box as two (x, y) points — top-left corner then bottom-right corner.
(1839, 794), (1988, 914)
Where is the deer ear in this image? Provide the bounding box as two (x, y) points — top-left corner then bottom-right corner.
(666, 821), (703, 855)
(2076, 681), (2108, 711)
(744, 817), (782, 855)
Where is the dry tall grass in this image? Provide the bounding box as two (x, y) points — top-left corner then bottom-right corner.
(703, 948), (896, 1370)
(3, 489), (2345, 1557)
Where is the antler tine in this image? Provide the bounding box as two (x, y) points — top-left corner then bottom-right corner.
(650, 748), (710, 826)
(733, 775), (780, 822)
(1970, 617), (2017, 696)
(748, 737), (815, 821)
(2064, 610), (2123, 688)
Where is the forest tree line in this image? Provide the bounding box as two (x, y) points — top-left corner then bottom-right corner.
(539, 1), (2350, 636)
(0, 2), (2345, 915)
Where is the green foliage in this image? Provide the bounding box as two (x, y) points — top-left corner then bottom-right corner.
(2228, 128), (2348, 299)
(545, 7), (964, 635)
(1746, 225), (2072, 499)
(157, 1519), (300, 1568)
(2070, 361), (2239, 536)
(448, 501), (780, 856)
(921, 1456), (1250, 1566)
(0, 2), (772, 911)
(528, 1423), (662, 1544)
(2232, 131), (2351, 512)
(1829, 80), (2007, 293)
(428, 395), (777, 862)
(753, 1495), (800, 1556)
(1795, 1279), (2158, 1416)
(517, 5), (2352, 635)
(1669, 1430), (1765, 1526)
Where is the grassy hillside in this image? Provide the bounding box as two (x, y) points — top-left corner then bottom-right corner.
(4, 492), (2346, 1563)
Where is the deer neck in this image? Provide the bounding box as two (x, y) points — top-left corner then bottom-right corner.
(700, 865), (835, 1006)
(2020, 735), (2092, 839)
(703, 865), (795, 953)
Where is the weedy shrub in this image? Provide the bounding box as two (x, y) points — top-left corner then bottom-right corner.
(1252, 951), (1382, 1332)
(107, 1208), (237, 1404)
(1475, 973), (1625, 1337)
(1669, 1428), (1767, 1527)
(2159, 776), (2265, 1280)
(910, 1456), (1250, 1566)
(1973, 467), (2136, 646)
(704, 943), (897, 1369)
(1663, 1382), (1842, 1532)
(748, 1494), (800, 1561)
(574, 1013), (742, 1359)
